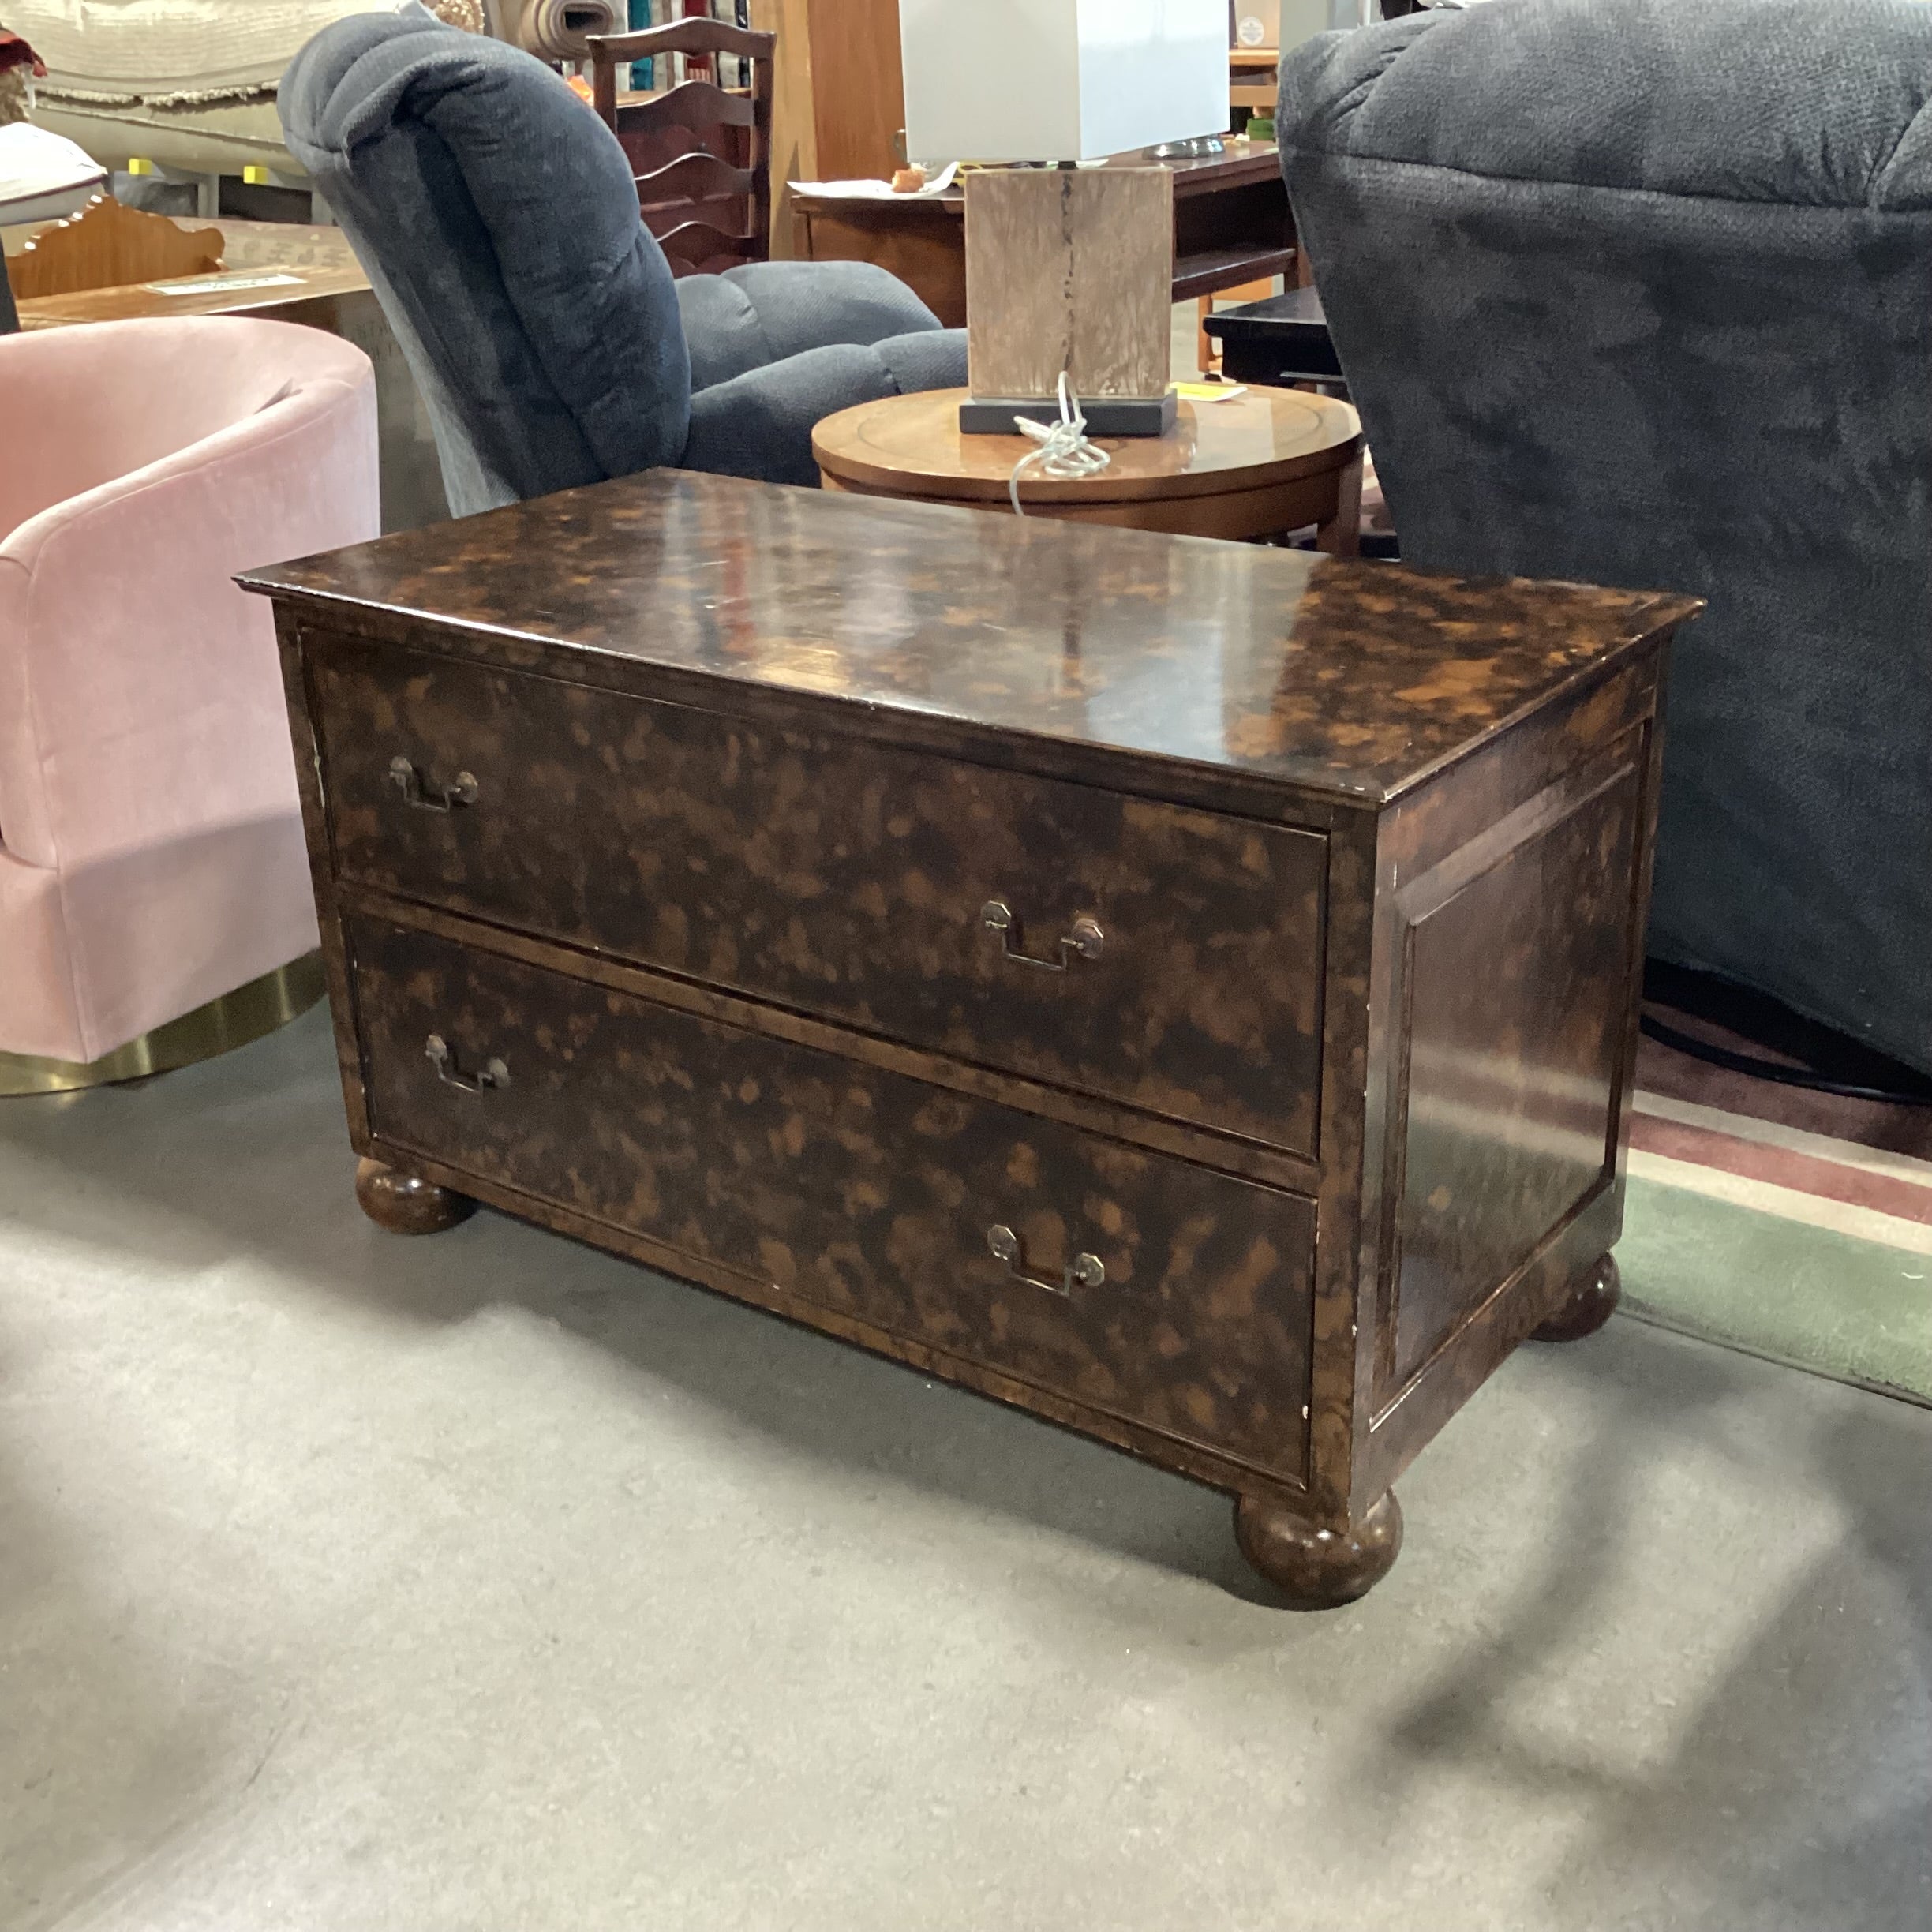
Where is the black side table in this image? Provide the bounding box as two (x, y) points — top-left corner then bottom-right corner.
(1205, 287), (1402, 558)
(1204, 286), (1345, 395)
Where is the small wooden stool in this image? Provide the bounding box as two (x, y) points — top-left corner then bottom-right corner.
(812, 384), (1363, 551)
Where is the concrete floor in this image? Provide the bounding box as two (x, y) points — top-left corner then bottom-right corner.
(3, 1006), (1930, 1932)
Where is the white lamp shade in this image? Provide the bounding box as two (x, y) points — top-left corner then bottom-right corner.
(900, 0), (1230, 163)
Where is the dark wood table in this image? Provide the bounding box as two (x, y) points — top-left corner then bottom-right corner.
(243, 474), (1698, 1609)
(796, 142), (1298, 329)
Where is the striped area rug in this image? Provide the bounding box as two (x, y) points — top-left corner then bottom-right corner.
(1618, 1033), (1932, 1405)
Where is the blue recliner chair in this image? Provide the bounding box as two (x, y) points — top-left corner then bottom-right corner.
(280, 4), (966, 514)
(1278, 0), (1932, 1076)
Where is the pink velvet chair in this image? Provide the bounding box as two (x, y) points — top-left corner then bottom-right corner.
(0, 316), (379, 1070)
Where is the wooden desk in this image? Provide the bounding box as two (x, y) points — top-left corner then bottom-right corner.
(244, 469), (1698, 1610)
(15, 222), (367, 324)
(0, 175), (103, 334)
(17, 222), (447, 532)
(797, 144), (1298, 330)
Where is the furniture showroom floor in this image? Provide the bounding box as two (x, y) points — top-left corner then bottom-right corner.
(3, 1005), (1929, 1931)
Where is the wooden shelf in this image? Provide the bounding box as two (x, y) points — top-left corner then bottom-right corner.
(1173, 242), (1297, 303)
(1230, 46), (1280, 118)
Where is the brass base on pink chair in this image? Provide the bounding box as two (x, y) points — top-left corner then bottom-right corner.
(0, 951), (324, 1096)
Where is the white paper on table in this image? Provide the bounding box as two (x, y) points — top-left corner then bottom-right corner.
(787, 162), (960, 201)
(146, 271), (307, 296)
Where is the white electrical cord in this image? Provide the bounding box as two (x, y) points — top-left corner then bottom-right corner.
(1009, 372), (1111, 515)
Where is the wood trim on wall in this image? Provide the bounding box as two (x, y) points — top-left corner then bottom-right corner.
(752, 0), (903, 256)
(804, 0), (903, 183)
(753, 0), (815, 251)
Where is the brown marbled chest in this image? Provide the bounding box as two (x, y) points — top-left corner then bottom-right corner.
(244, 472), (1698, 1608)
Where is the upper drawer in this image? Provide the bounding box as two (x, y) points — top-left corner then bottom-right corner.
(308, 636), (1327, 1155)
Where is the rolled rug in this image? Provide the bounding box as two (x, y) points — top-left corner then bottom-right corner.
(0, 25), (46, 124)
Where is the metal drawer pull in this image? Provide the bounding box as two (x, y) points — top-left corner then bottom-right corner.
(979, 900), (1104, 972)
(986, 1223), (1106, 1297)
(389, 755), (479, 813)
(425, 1033), (508, 1092)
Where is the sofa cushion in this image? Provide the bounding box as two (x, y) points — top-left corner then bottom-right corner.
(1277, 0), (1932, 1071)
(281, 4), (690, 511)
(681, 329), (967, 485)
(676, 261), (945, 393)
(1282, 0), (1932, 209)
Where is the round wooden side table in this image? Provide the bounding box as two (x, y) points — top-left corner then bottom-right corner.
(811, 384), (1363, 550)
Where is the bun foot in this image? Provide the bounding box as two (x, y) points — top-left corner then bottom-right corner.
(1533, 1251), (1621, 1342)
(355, 1156), (475, 1235)
(1234, 1490), (1402, 1609)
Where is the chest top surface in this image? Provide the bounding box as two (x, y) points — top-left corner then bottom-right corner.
(243, 471), (1697, 805)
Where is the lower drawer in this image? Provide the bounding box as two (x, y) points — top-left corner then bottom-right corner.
(348, 915), (1317, 1484)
